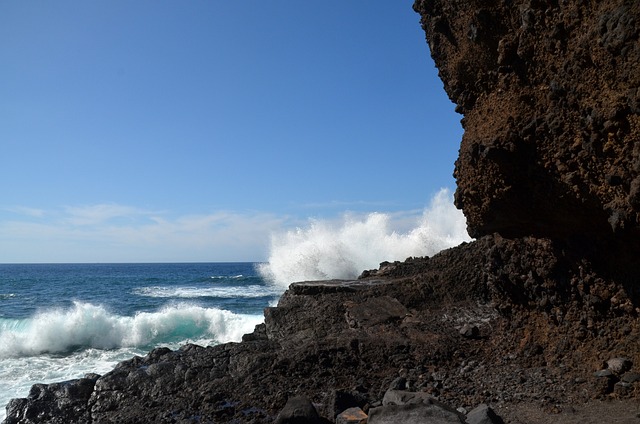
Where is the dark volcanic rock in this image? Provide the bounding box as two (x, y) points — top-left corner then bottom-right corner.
(4, 374), (99, 424)
(5, 236), (640, 423)
(274, 396), (324, 424)
(413, 0), (640, 240)
(466, 404), (504, 424)
(368, 401), (465, 424)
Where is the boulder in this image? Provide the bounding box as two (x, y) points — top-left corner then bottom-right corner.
(274, 396), (323, 424)
(368, 401), (465, 424)
(336, 407), (368, 424)
(466, 404), (504, 424)
(382, 389), (434, 406)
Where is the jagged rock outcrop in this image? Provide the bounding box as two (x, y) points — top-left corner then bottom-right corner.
(414, 0), (640, 240)
(5, 236), (640, 423)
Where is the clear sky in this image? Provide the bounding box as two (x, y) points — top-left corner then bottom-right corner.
(0, 1), (464, 263)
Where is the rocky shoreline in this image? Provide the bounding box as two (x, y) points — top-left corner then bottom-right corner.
(5, 235), (640, 423)
(4, 0), (640, 422)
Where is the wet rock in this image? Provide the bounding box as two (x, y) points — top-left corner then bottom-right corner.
(3, 375), (99, 424)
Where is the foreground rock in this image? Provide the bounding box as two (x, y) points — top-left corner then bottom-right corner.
(5, 235), (640, 423)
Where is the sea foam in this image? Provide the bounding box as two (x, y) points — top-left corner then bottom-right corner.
(0, 346), (145, 422)
(258, 188), (470, 288)
(132, 285), (281, 299)
(0, 301), (263, 358)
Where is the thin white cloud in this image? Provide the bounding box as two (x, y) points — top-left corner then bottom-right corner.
(0, 192), (468, 264)
(63, 204), (156, 226)
(3, 206), (46, 218)
(0, 204), (295, 263)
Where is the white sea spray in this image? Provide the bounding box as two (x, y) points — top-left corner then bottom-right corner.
(258, 188), (471, 288)
(0, 302), (262, 358)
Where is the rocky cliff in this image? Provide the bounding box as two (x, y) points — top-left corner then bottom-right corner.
(414, 0), (639, 240)
(4, 1), (640, 423)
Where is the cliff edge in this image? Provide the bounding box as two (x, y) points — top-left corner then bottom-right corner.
(414, 0), (639, 240)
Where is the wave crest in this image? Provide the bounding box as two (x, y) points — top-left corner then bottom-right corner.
(258, 189), (470, 288)
(0, 302), (263, 358)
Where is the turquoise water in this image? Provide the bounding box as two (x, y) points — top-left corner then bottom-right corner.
(0, 262), (282, 420)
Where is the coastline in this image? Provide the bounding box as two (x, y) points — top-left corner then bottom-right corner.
(5, 236), (640, 423)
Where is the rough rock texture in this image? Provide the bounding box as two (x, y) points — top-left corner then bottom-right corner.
(5, 236), (640, 423)
(414, 0), (640, 240)
(5, 1), (640, 423)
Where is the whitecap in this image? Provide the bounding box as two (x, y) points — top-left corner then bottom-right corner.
(132, 285), (280, 299)
(258, 188), (471, 288)
(0, 301), (263, 358)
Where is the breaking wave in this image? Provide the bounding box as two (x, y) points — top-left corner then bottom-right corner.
(258, 188), (470, 288)
(0, 301), (262, 358)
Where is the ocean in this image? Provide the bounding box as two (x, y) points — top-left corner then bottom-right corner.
(0, 262), (281, 421)
(0, 190), (473, 421)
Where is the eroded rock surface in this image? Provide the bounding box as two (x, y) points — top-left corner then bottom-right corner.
(5, 236), (640, 423)
(414, 0), (640, 240)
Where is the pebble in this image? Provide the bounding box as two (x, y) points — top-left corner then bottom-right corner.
(606, 357), (633, 374)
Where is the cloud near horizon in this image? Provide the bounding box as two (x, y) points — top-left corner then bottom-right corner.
(0, 190), (469, 265)
(0, 204), (292, 263)
(62, 204), (155, 226)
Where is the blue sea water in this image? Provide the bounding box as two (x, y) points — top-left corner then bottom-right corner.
(0, 195), (473, 421)
(0, 262), (281, 420)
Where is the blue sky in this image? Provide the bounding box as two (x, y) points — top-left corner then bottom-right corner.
(0, 1), (463, 263)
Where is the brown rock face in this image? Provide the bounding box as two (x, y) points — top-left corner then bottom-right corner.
(413, 0), (640, 240)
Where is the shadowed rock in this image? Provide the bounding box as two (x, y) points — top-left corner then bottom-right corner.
(414, 0), (640, 242)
